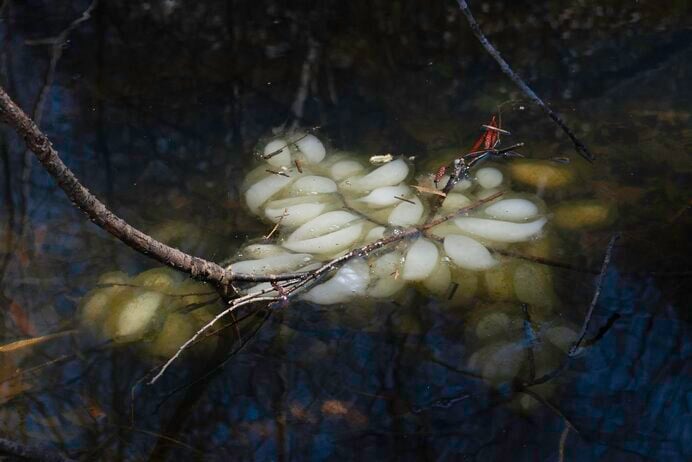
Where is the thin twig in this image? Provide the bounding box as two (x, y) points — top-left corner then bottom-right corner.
(520, 304), (536, 382)
(455, 0), (594, 162)
(393, 195), (415, 205)
(558, 423), (570, 462)
(265, 208), (288, 239)
(516, 385), (579, 434)
(149, 295), (277, 384)
(569, 234), (619, 354)
(490, 248), (600, 274)
(527, 234), (619, 386)
(154, 308), (273, 408)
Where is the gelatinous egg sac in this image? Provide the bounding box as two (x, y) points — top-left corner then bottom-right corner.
(234, 132), (556, 307)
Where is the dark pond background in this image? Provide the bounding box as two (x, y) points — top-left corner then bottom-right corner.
(0, 1), (690, 460)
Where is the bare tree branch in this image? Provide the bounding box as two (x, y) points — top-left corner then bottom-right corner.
(527, 233), (619, 386)
(0, 85), (234, 293)
(455, 0), (594, 162)
(569, 233), (619, 354)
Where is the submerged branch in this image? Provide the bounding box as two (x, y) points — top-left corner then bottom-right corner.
(527, 233), (619, 386)
(570, 233), (619, 354)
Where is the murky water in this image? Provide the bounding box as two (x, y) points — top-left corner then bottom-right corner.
(0, 2), (690, 460)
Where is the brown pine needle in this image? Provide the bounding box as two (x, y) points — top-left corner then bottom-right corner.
(0, 330), (76, 353)
(265, 209), (288, 239)
(411, 185), (447, 197)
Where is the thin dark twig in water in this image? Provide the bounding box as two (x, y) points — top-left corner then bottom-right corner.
(520, 303), (536, 382)
(515, 385), (580, 434)
(582, 313), (620, 347)
(455, 0), (594, 162)
(393, 195), (415, 205)
(154, 309), (273, 410)
(558, 423), (570, 462)
(491, 248), (600, 274)
(527, 234), (619, 386)
(463, 142), (525, 160)
(570, 234), (619, 354)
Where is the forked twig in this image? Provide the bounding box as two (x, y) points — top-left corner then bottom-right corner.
(569, 234), (619, 354)
(527, 234), (619, 386)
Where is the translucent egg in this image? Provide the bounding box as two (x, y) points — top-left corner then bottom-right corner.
(286, 211), (359, 242)
(402, 238), (439, 281)
(388, 196), (424, 226)
(330, 160), (364, 181)
(283, 223), (364, 255)
(358, 184), (411, 208)
(453, 217), (547, 243)
(349, 158), (409, 191)
(290, 175), (337, 195)
(302, 259), (370, 304)
(294, 134), (326, 164)
(264, 139), (292, 167)
(484, 198), (538, 221)
(475, 167), (504, 189)
(444, 234), (498, 270)
(245, 174), (294, 213)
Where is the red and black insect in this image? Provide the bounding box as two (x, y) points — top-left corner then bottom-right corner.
(433, 114), (508, 188)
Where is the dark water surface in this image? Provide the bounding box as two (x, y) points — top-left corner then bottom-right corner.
(0, 1), (690, 461)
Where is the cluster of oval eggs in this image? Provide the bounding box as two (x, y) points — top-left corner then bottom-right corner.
(235, 132), (555, 306)
(79, 268), (220, 358)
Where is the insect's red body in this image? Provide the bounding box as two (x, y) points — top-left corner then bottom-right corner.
(432, 114), (509, 189)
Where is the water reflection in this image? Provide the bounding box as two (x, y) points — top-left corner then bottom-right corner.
(0, 1), (690, 461)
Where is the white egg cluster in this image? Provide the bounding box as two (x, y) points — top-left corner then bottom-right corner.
(235, 132), (553, 306)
